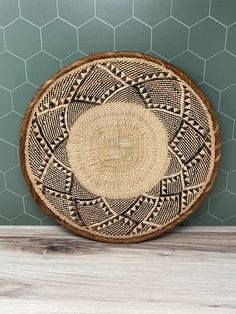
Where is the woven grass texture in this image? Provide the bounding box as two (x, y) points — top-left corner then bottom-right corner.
(20, 52), (220, 243)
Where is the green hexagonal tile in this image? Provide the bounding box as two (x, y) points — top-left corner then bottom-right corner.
(12, 83), (37, 115)
(42, 19), (77, 59)
(228, 171), (236, 195)
(152, 18), (188, 59)
(134, 0), (170, 27)
(0, 190), (23, 219)
(0, 172), (5, 192)
(192, 214), (222, 226)
(0, 87), (12, 118)
(211, 0), (236, 26)
(58, 0), (94, 27)
(26, 52), (60, 87)
(79, 18), (114, 54)
(205, 52), (236, 90)
(5, 19), (41, 59)
(220, 140), (236, 172)
(234, 123), (236, 140)
(216, 112), (234, 143)
(171, 51), (204, 84)
(5, 166), (28, 196)
(172, 0), (209, 26)
(62, 51), (86, 67)
(208, 169), (227, 196)
(147, 50), (168, 62)
(115, 18), (151, 52)
(20, 0), (57, 27)
(11, 213), (40, 225)
(220, 84), (236, 119)
(188, 197), (209, 220)
(210, 191), (236, 219)
(224, 215), (236, 226)
(227, 24), (236, 56)
(189, 18), (225, 60)
(0, 28), (4, 52)
(0, 112), (21, 146)
(0, 139), (18, 171)
(0, 0), (19, 27)
(198, 82), (219, 112)
(0, 52), (26, 90)
(0, 215), (10, 225)
(41, 216), (59, 226)
(96, 0), (132, 27)
(24, 194), (47, 219)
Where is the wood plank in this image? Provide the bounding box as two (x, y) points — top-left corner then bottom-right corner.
(0, 226), (236, 314)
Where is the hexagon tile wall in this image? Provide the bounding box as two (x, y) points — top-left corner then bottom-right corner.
(0, 0), (236, 227)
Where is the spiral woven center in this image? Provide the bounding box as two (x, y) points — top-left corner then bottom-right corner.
(67, 101), (170, 199)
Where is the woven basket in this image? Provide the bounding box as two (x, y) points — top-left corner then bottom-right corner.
(20, 52), (220, 243)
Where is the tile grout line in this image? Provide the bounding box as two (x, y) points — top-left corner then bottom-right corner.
(56, 0), (59, 17)
(9, 92), (14, 112)
(186, 28), (190, 50)
(17, 0), (22, 17)
(202, 60), (206, 82)
(208, 0), (212, 16)
(224, 27), (228, 50)
(2, 28), (7, 51)
(94, 0), (97, 17)
(39, 28), (43, 51)
(24, 61), (28, 82)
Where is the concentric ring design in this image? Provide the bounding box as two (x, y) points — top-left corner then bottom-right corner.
(67, 101), (170, 199)
(21, 52), (219, 243)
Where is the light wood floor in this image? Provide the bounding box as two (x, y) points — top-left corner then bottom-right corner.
(0, 226), (236, 314)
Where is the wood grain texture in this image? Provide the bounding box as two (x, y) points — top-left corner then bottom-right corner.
(0, 226), (235, 314)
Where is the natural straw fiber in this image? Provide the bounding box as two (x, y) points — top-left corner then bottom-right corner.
(20, 52), (220, 243)
(67, 101), (169, 199)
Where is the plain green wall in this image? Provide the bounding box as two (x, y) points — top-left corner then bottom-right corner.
(0, 0), (236, 226)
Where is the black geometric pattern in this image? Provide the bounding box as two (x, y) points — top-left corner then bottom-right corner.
(25, 57), (215, 240)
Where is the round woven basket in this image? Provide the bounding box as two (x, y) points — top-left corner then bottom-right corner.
(20, 52), (220, 243)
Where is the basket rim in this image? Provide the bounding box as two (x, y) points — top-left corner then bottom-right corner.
(20, 51), (221, 243)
